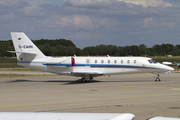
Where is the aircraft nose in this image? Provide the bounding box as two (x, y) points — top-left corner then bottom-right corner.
(169, 67), (174, 71)
(166, 65), (174, 71)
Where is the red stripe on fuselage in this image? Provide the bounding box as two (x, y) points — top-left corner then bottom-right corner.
(71, 57), (75, 67)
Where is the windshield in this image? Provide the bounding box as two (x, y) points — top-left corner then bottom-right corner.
(148, 59), (158, 64)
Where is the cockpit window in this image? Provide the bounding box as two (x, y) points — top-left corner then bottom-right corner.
(148, 60), (152, 63)
(148, 59), (158, 64)
(151, 59), (158, 63)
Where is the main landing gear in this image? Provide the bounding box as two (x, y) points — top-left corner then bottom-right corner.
(81, 77), (88, 83)
(155, 74), (161, 81)
(81, 75), (93, 83)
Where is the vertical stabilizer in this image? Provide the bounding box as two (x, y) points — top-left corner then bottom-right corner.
(10, 32), (46, 61)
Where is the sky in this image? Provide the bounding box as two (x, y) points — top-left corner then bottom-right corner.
(1, 0), (180, 49)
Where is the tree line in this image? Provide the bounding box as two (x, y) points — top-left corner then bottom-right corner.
(1, 39), (180, 57)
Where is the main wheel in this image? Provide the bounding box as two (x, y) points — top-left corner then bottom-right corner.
(155, 78), (161, 81)
(81, 78), (86, 83)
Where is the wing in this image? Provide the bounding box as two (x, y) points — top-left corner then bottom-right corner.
(70, 69), (104, 77)
(147, 116), (180, 120)
(0, 112), (135, 120)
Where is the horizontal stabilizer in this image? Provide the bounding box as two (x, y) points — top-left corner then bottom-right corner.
(7, 51), (37, 55)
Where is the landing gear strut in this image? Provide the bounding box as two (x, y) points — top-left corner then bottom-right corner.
(81, 75), (93, 83)
(155, 74), (161, 81)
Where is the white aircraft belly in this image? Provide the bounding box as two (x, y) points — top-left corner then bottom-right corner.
(72, 66), (103, 75)
(102, 68), (141, 74)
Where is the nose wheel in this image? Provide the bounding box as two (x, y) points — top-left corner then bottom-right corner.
(155, 74), (161, 81)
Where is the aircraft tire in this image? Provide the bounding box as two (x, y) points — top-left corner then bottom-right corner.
(155, 78), (161, 81)
(81, 78), (86, 83)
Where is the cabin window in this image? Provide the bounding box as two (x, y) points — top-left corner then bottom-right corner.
(121, 60), (123, 64)
(108, 60), (110, 63)
(95, 60), (97, 63)
(134, 60), (136, 64)
(101, 60), (104, 63)
(127, 60), (130, 64)
(114, 60), (117, 63)
(87, 59), (90, 63)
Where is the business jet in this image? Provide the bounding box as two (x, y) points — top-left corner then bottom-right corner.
(0, 112), (135, 120)
(8, 32), (174, 83)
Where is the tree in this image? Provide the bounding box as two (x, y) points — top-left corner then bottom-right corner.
(139, 44), (148, 56)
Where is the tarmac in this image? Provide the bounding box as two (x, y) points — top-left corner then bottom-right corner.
(0, 72), (180, 120)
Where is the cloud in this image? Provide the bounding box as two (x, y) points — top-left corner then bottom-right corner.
(143, 17), (175, 29)
(58, 15), (94, 30)
(172, 0), (180, 2)
(0, 0), (29, 9)
(117, 0), (172, 7)
(63, 0), (172, 8)
(62, 0), (112, 7)
(0, 0), (180, 48)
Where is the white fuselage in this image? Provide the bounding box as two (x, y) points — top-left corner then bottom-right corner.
(17, 56), (174, 77)
(10, 32), (174, 82)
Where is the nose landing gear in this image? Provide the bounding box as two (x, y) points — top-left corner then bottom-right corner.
(155, 74), (161, 81)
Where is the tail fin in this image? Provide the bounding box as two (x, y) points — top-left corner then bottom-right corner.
(9, 32), (46, 61)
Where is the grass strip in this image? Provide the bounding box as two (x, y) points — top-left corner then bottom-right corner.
(0, 74), (56, 78)
(0, 68), (42, 72)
